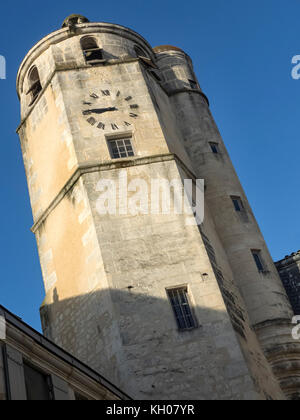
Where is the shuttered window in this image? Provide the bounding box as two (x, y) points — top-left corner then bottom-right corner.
(23, 362), (52, 401)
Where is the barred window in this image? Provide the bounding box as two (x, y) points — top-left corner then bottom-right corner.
(108, 138), (134, 159)
(167, 287), (197, 330)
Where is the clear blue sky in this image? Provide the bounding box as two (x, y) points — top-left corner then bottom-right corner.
(0, 0), (299, 331)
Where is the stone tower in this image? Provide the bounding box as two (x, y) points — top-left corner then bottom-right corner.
(16, 15), (300, 400)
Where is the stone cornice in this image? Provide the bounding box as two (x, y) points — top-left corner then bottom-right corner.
(31, 153), (197, 234)
(16, 59), (210, 132)
(253, 318), (294, 332)
(168, 88), (210, 106)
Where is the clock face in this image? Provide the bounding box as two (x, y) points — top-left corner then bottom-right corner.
(82, 89), (139, 132)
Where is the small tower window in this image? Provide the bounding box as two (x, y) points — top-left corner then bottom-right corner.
(251, 250), (265, 273)
(231, 196), (245, 212)
(167, 287), (197, 331)
(189, 79), (198, 90)
(81, 37), (103, 64)
(209, 142), (220, 154)
(27, 66), (42, 106)
(108, 137), (135, 159)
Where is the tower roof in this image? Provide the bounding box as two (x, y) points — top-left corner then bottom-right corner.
(62, 14), (90, 28)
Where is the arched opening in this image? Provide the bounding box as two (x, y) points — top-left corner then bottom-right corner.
(26, 66), (42, 106)
(134, 45), (148, 59)
(134, 45), (158, 74)
(81, 37), (103, 64)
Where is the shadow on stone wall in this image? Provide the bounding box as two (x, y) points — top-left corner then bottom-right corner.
(39, 286), (287, 401)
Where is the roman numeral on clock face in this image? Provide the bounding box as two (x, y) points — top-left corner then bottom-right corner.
(129, 113), (138, 118)
(111, 124), (119, 130)
(102, 90), (110, 96)
(125, 96), (132, 101)
(97, 122), (105, 130)
(87, 117), (96, 126)
(90, 93), (99, 99)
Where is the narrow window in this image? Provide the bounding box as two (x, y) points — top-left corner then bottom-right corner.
(167, 287), (197, 330)
(23, 362), (52, 400)
(108, 138), (135, 159)
(252, 250), (265, 273)
(231, 196), (245, 212)
(81, 37), (103, 64)
(189, 79), (198, 90)
(26, 66), (42, 106)
(209, 142), (220, 154)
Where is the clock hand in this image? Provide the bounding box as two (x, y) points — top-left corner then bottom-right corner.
(82, 107), (118, 116)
